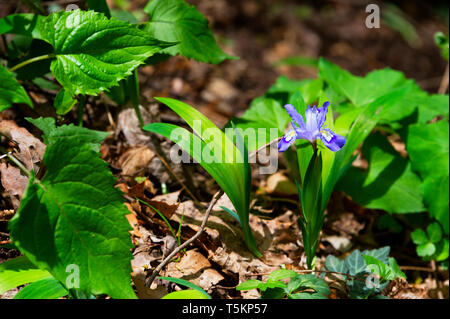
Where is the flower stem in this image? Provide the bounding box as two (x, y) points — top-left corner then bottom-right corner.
(8, 54), (55, 73)
(4, 152), (31, 177)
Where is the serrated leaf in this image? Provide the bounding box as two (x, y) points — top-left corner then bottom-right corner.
(39, 10), (169, 95)
(14, 277), (68, 299)
(0, 256), (52, 295)
(407, 120), (449, 234)
(0, 64), (33, 111)
(9, 122), (136, 299)
(144, 0), (236, 64)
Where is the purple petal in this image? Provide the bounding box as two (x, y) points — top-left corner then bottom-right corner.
(317, 101), (329, 128)
(285, 104), (306, 129)
(320, 129), (346, 152)
(305, 105), (319, 133)
(278, 131), (296, 152)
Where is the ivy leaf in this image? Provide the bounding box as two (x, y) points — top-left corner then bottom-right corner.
(39, 10), (170, 95)
(144, 0), (237, 64)
(344, 250), (367, 276)
(407, 120), (449, 234)
(0, 64), (33, 111)
(9, 120), (136, 299)
(235, 280), (263, 291)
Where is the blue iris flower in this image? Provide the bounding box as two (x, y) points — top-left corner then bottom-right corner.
(278, 101), (346, 152)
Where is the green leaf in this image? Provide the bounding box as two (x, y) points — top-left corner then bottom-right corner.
(417, 242), (436, 257)
(267, 269), (298, 282)
(87, 0), (111, 18)
(361, 246), (390, 265)
(427, 222), (443, 244)
(236, 279), (263, 291)
(0, 13), (43, 38)
(435, 239), (449, 261)
(407, 120), (449, 234)
(363, 255), (389, 279)
(158, 276), (211, 299)
(273, 56), (318, 68)
(9, 122), (136, 299)
(325, 255), (347, 274)
(143, 98), (261, 257)
(27, 117), (108, 152)
(144, 0), (236, 64)
(289, 292), (327, 299)
(344, 250), (366, 276)
(411, 229), (428, 245)
(319, 58), (408, 107)
(230, 97), (290, 151)
(337, 132), (424, 214)
(435, 32), (449, 60)
(162, 289), (209, 299)
(14, 277), (68, 299)
(0, 256), (52, 295)
(0, 64), (33, 111)
(54, 89), (77, 115)
(39, 10), (170, 95)
(260, 287), (286, 299)
(287, 274), (330, 296)
(388, 257), (406, 280)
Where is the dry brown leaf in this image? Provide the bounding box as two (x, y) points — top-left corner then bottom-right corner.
(0, 162), (29, 210)
(0, 120), (45, 172)
(117, 146), (155, 177)
(264, 172), (297, 195)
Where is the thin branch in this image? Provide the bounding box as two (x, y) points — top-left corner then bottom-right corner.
(399, 265), (434, 272)
(247, 269), (368, 283)
(438, 62), (449, 94)
(145, 190), (224, 288)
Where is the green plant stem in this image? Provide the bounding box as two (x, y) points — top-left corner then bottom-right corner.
(135, 197), (177, 239)
(130, 69), (144, 127)
(4, 152), (31, 177)
(8, 54), (55, 73)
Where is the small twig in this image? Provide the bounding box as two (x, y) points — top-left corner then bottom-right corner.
(145, 190), (224, 288)
(153, 149), (200, 204)
(247, 269), (367, 283)
(249, 137), (281, 161)
(438, 63), (449, 94)
(399, 265), (434, 272)
(0, 240), (11, 245)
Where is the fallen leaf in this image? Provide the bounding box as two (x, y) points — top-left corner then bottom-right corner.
(117, 146), (155, 177)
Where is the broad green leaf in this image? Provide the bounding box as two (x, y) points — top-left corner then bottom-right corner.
(427, 222), (443, 244)
(263, 281), (287, 291)
(267, 269), (298, 282)
(14, 277), (68, 299)
(337, 132), (424, 214)
(0, 256), (52, 295)
(9, 122), (136, 299)
(407, 120), (449, 234)
(158, 276), (211, 299)
(27, 117), (108, 152)
(260, 287), (286, 299)
(319, 58), (408, 107)
(344, 250), (366, 276)
(411, 229), (428, 245)
(417, 243), (436, 257)
(54, 89), (76, 115)
(388, 258), (406, 280)
(144, 0), (236, 64)
(39, 10), (170, 95)
(435, 239), (449, 261)
(0, 64), (33, 111)
(273, 56), (318, 68)
(0, 14), (43, 37)
(143, 98), (261, 257)
(162, 289), (209, 299)
(236, 279), (263, 291)
(363, 255), (389, 279)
